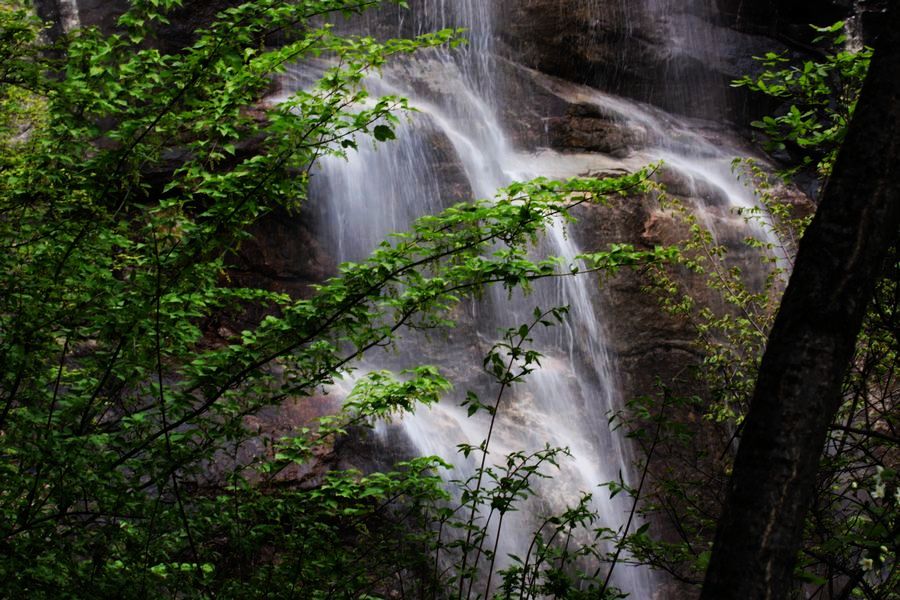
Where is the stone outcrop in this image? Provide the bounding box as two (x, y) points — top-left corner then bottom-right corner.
(229, 208), (334, 301)
(546, 102), (639, 157)
(495, 1), (784, 123)
(571, 173), (813, 406)
(35, 0), (244, 50)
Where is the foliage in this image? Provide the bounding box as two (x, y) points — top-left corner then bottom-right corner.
(807, 244), (899, 598)
(604, 161), (809, 586)
(646, 161), (804, 424)
(441, 308), (632, 600)
(0, 1), (672, 597)
(728, 26), (898, 596)
(620, 31), (898, 595)
(732, 21), (872, 187)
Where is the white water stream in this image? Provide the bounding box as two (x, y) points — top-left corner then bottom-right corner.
(290, 1), (658, 594)
(57, 0), (82, 33)
(284, 1), (779, 597)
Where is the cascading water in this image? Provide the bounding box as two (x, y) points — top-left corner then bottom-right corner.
(57, 0), (82, 33)
(24, 0), (848, 596)
(284, 1), (657, 596)
(845, 0), (867, 52)
(585, 0), (786, 256)
(281, 0), (787, 597)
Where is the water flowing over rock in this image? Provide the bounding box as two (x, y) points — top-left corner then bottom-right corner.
(32, 0), (833, 596)
(275, 1), (810, 596)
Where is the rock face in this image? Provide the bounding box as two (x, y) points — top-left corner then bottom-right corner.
(572, 171), (813, 408)
(38, 0), (885, 111)
(497, 0), (887, 124)
(229, 208), (334, 302)
(35, 0), (249, 51)
(547, 103), (640, 157)
(495, 0), (780, 123)
(37, 0), (881, 128)
(723, 0), (889, 43)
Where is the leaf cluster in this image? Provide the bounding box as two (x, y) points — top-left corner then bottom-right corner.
(732, 21), (872, 188)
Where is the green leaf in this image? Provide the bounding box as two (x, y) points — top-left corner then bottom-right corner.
(373, 124), (396, 142)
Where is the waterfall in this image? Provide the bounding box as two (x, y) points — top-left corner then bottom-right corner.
(280, 0), (786, 597)
(287, 1), (657, 596)
(598, 0), (785, 256)
(632, 0), (727, 115)
(845, 0), (866, 52)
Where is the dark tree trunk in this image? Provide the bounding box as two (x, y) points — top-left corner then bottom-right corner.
(699, 4), (900, 599)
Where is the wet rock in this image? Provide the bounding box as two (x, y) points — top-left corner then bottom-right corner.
(34, 0), (244, 50)
(230, 207), (334, 299)
(496, 0), (787, 124)
(422, 129), (475, 203)
(572, 195), (702, 402)
(547, 103), (636, 157)
(655, 166), (731, 207)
